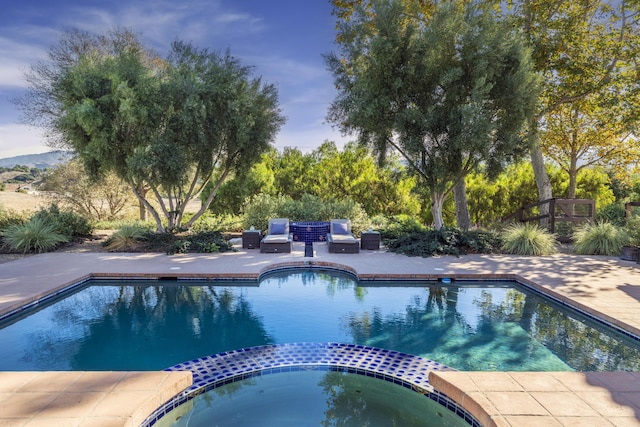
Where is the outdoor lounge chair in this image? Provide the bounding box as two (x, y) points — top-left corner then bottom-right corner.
(327, 219), (359, 253)
(260, 218), (293, 253)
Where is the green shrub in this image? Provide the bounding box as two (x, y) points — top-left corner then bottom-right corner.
(242, 193), (370, 234)
(595, 203), (626, 227)
(380, 215), (427, 243)
(626, 216), (640, 245)
(103, 225), (150, 251)
(1, 217), (69, 253)
(386, 228), (460, 257)
(278, 194), (324, 222)
(189, 213), (244, 233)
(501, 223), (557, 256)
(143, 232), (179, 252)
(320, 197), (370, 234)
(573, 222), (629, 256)
(460, 229), (503, 254)
(33, 204), (93, 238)
(384, 226), (501, 257)
(166, 231), (233, 255)
(243, 193), (290, 231)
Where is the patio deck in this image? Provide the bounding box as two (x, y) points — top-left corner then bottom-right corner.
(0, 241), (638, 426)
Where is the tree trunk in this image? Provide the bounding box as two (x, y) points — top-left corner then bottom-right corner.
(568, 157), (578, 200)
(136, 182), (147, 221)
(431, 191), (446, 230)
(453, 178), (471, 230)
(530, 137), (552, 226)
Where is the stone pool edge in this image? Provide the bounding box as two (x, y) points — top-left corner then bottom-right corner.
(0, 370), (192, 427)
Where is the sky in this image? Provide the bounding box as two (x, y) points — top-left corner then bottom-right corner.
(0, 0), (352, 158)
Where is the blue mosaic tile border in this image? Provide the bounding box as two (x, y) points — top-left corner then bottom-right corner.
(0, 277), (92, 324)
(512, 279), (640, 343)
(140, 342), (482, 427)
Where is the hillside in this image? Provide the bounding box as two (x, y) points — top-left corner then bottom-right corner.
(0, 151), (72, 169)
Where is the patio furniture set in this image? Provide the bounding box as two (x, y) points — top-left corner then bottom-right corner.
(242, 219), (380, 254)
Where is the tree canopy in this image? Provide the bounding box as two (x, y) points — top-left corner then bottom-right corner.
(16, 29), (285, 232)
(326, 0), (540, 229)
(507, 0), (640, 204)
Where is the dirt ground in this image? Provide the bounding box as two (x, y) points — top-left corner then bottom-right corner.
(0, 189), (114, 264)
(0, 188), (205, 264)
(0, 189), (48, 213)
(0, 230), (114, 264)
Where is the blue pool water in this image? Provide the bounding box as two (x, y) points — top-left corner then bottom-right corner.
(1, 269), (639, 371)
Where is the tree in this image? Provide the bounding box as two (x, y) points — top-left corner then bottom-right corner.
(41, 159), (135, 221)
(201, 143), (420, 218)
(326, 0), (539, 229)
(540, 98), (640, 199)
(272, 147), (317, 199)
(202, 150), (277, 216)
(506, 0), (640, 205)
(16, 29), (285, 232)
(310, 141), (419, 217)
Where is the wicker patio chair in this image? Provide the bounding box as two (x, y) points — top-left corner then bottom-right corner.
(260, 218), (293, 253)
(326, 219), (359, 253)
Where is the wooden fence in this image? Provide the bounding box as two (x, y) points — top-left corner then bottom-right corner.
(625, 202), (640, 217)
(504, 198), (595, 242)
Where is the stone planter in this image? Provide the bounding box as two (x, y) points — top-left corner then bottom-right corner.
(620, 245), (639, 262)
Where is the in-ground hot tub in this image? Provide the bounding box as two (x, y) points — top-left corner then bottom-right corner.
(144, 343), (478, 427)
(290, 221), (330, 243)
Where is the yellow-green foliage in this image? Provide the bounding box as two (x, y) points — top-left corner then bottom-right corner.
(573, 222), (629, 256)
(501, 223), (557, 256)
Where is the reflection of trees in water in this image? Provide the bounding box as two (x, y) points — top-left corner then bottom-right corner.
(265, 269), (367, 301)
(11, 279), (640, 372)
(524, 303), (640, 371)
(319, 371), (431, 427)
(320, 372), (369, 427)
(23, 285), (274, 370)
(346, 285), (640, 371)
(475, 288), (640, 371)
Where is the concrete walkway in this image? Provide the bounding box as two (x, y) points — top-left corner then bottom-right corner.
(0, 242), (639, 426)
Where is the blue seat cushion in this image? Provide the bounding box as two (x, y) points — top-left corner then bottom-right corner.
(332, 222), (350, 235)
(270, 222), (287, 235)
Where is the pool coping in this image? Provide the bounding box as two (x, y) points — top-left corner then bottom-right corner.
(0, 246), (639, 426)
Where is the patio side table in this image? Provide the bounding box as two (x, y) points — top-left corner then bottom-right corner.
(360, 231), (381, 250)
(242, 230), (262, 249)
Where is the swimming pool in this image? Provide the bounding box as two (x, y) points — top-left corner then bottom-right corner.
(1, 269), (638, 372)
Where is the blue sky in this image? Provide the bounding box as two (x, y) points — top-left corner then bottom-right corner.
(0, 0), (350, 157)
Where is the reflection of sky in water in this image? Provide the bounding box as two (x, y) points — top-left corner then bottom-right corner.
(0, 270), (638, 372)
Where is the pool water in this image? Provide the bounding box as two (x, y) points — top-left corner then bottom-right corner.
(1, 270), (639, 371)
(155, 369), (468, 427)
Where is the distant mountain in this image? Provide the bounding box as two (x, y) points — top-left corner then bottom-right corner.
(0, 151), (73, 169)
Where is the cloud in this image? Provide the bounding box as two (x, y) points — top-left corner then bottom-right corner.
(60, 0), (266, 52)
(0, 36), (49, 89)
(0, 124), (49, 158)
